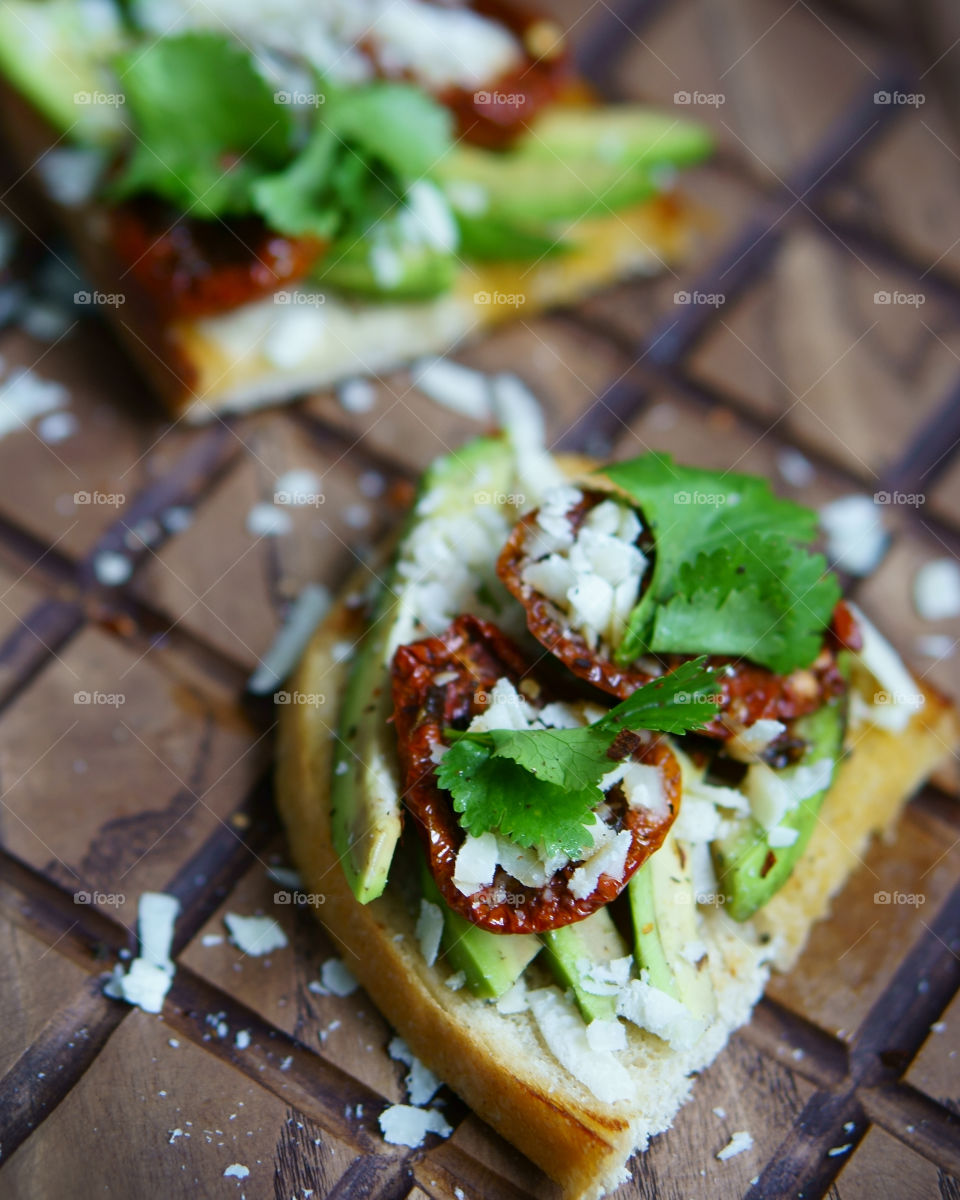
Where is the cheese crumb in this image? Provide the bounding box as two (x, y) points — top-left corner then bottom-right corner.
(223, 1163), (250, 1179)
(416, 899), (444, 967)
(320, 957), (359, 997)
(717, 1131), (754, 1161)
(378, 1104), (452, 1147)
(224, 913), (288, 956)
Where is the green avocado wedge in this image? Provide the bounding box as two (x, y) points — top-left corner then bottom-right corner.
(629, 828), (716, 1021)
(0, 0), (128, 144)
(329, 437), (516, 904)
(419, 855), (541, 1000)
(315, 235), (459, 300)
(518, 107), (714, 171)
(541, 907), (629, 1022)
(711, 698), (847, 922)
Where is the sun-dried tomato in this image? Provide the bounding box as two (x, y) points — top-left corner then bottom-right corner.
(496, 490), (852, 739)
(391, 614), (680, 933)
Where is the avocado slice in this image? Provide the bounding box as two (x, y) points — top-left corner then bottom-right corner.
(629, 828), (716, 1021)
(0, 1), (128, 144)
(455, 213), (571, 263)
(436, 147), (657, 225)
(419, 855), (541, 1000)
(518, 107), (713, 172)
(541, 907), (629, 1022)
(330, 436), (517, 904)
(316, 235), (459, 300)
(711, 698), (846, 922)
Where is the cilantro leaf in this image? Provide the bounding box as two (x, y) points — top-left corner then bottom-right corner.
(651, 541), (840, 675)
(252, 82), (454, 242)
(436, 742), (604, 860)
(601, 453), (834, 673)
(438, 658), (719, 855)
(113, 33), (293, 217)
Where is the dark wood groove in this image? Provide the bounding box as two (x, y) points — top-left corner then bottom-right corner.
(0, 596), (84, 714)
(321, 1154), (413, 1200)
(882, 378), (960, 495)
(0, 976), (129, 1164)
(76, 423), (240, 589)
(740, 996), (851, 1088)
(162, 964), (398, 1155)
(574, 0), (668, 96)
(859, 1081), (960, 1177)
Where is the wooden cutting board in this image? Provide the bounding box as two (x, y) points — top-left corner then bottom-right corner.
(1, 2), (959, 1198)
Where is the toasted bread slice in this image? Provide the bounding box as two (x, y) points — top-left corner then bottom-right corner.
(276, 577), (958, 1200)
(0, 79), (699, 422)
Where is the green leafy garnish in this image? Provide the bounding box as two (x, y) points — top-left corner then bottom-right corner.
(113, 33), (294, 217)
(436, 658), (719, 859)
(602, 454), (840, 674)
(111, 33), (455, 240)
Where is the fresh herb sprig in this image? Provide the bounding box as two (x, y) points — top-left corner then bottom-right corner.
(436, 658), (719, 859)
(602, 454), (840, 674)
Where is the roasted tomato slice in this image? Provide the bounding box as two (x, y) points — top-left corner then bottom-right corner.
(497, 489), (853, 740)
(111, 199), (325, 320)
(391, 613), (680, 933)
(430, 1), (572, 148)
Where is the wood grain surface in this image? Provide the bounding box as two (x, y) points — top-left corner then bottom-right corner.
(0, 1), (959, 1198)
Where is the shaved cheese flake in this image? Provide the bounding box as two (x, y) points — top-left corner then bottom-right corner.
(378, 1104), (452, 1147)
(586, 1017), (627, 1053)
(528, 988), (636, 1104)
(914, 559), (960, 621)
(320, 957), (358, 996)
(416, 899), (443, 967)
(577, 954), (633, 997)
(413, 357), (491, 420)
(744, 758), (834, 832)
(223, 1163), (250, 1179)
(224, 913), (288, 956)
(247, 583), (332, 694)
(726, 719), (786, 761)
(118, 959), (172, 1014)
(568, 829), (631, 900)
(717, 1131), (754, 1161)
(849, 603), (924, 732)
(617, 971), (708, 1050)
(138, 892), (180, 974)
(452, 831), (498, 896)
(495, 976), (529, 1014)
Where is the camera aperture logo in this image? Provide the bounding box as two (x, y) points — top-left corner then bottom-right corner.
(474, 489), (525, 507)
(674, 90), (725, 107)
(74, 90), (124, 108)
(274, 291), (325, 307)
(473, 90), (526, 107)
